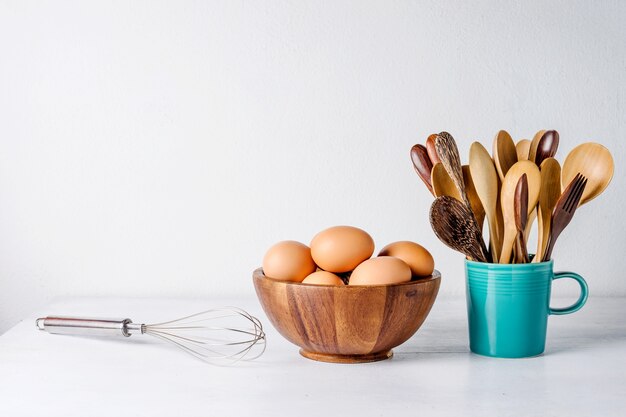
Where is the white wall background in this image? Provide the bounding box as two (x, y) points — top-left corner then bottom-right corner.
(1, 0), (624, 333)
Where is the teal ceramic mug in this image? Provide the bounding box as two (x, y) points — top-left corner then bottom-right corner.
(465, 258), (588, 358)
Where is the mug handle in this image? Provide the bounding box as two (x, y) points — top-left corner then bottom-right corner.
(549, 271), (588, 315)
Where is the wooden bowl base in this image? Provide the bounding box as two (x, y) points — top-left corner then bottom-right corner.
(299, 349), (393, 364)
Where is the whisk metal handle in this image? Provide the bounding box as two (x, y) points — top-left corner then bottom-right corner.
(36, 316), (143, 337)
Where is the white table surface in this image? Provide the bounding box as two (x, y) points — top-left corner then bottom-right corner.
(0, 296), (624, 417)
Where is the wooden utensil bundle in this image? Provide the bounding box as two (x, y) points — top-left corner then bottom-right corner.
(412, 131), (614, 263)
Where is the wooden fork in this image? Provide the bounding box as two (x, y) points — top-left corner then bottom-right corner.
(541, 173), (587, 262)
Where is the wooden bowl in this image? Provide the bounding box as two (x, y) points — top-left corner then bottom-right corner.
(253, 268), (441, 363)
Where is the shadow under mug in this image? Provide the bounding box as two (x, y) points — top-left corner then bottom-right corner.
(465, 258), (588, 358)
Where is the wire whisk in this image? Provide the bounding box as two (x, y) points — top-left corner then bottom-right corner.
(36, 307), (266, 365)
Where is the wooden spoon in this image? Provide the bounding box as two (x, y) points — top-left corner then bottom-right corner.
(430, 196), (488, 262)
(562, 142), (614, 206)
(535, 130), (559, 166)
(514, 174), (530, 263)
(492, 130), (517, 257)
(519, 130), (557, 244)
(516, 139), (531, 161)
(432, 163), (487, 253)
(462, 165), (485, 231)
(425, 134), (441, 165)
(435, 132), (491, 262)
(499, 161), (541, 264)
(469, 141), (501, 261)
(410, 144), (434, 195)
(492, 130), (518, 182)
(534, 158), (561, 263)
(527, 130), (546, 164)
(432, 163), (461, 200)
(521, 131), (553, 243)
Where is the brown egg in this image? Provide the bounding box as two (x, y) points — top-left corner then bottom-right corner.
(302, 271), (344, 286)
(378, 241), (435, 277)
(262, 240), (316, 282)
(310, 226), (375, 273)
(349, 256), (411, 285)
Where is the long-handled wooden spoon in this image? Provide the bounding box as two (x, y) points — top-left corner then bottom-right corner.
(534, 130), (559, 166)
(435, 132), (491, 262)
(514, 174), (530, 263)
(463, 165), (485, 231)
(431, 163), (461, 200)
(499, 161), (541, 263)
(492, 130), (518, 182)
(521, 130), (553, 245)
(425, 134), (441, 165)
(492, 131), (518, 261)
(534, 158), (561, 262)
(430, 196), (488, 263)
(542, 174), (587, 261)
(469, 141), (501, 261)
(562, 142), (614, 206)
(527, 130), (546, 164)
(410, 144), (434, 195)
(516, 139), (531, 161)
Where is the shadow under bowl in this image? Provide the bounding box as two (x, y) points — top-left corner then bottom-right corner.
(252, 268), (441, 363)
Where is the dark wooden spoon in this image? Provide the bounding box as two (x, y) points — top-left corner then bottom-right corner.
(410, 144), (434, 195)
(430, 196), (488, 262)
(535, 130), (559, 166)
(514, 174), (530, 263)
(425, 134), (441, 165)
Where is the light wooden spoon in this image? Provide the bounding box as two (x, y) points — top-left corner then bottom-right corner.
(514, 174), (530, 263)
(492, 130), (518, 182)
(562, 142), (614, 206)
(522, 130), (549, 244)
(469, 141), (501, 261)
(527, 130), (546, 164)
(462, 165), (485, 231)
(499, 161), (541, 264)
(432, 163), (461, 201)
(492, 130), (517, 257)
(533, 158), (561, 263)
(516, 139), (531, 161)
